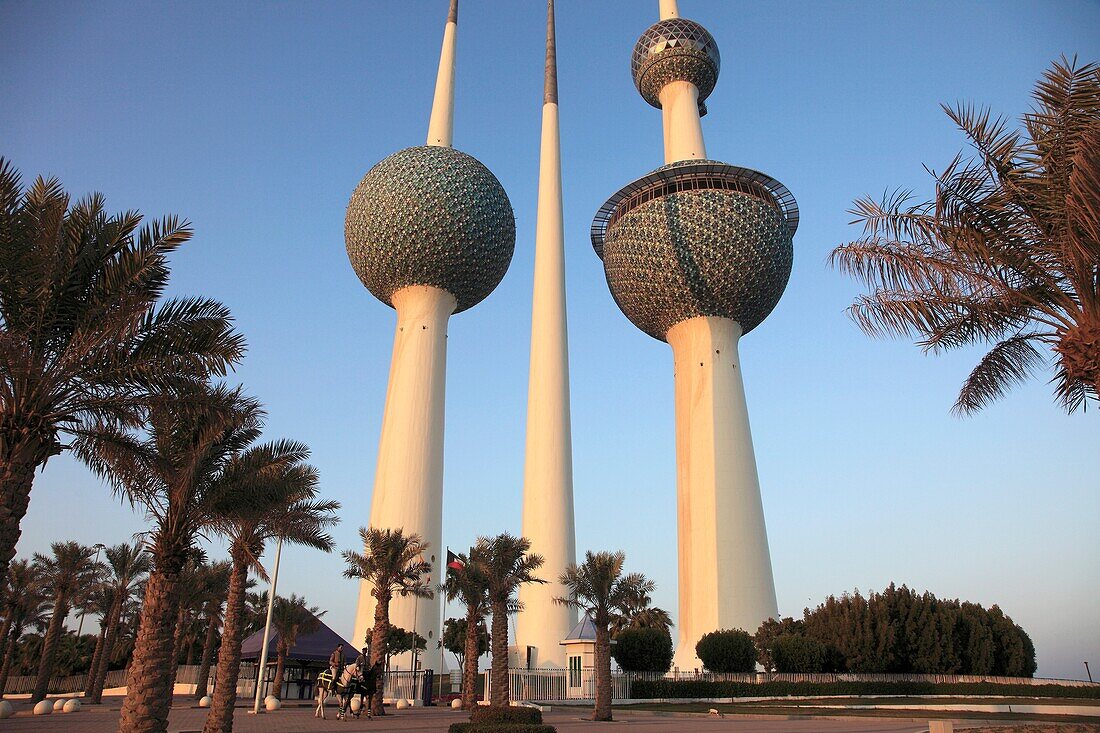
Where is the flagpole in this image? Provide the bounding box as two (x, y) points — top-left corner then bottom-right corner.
(252, 537), (283, 714)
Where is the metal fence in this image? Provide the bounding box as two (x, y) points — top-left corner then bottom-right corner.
(483, 668), (1100, 703)
(3, 668), (128, 695)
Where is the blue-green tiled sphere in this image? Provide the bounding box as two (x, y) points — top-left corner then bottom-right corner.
(600, 162), (793, 341)
(345, 145), (515, 313)
(631, 18), (720, 109)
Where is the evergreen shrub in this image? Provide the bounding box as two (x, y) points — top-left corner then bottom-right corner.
(629, 679), (1100, 700)
(612, 628), (674, 672)
(469, 706), (543, 724)
(695, 629), (756, 673)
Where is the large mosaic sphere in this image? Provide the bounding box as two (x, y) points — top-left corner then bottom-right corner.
(593, 160), (797, 341)
(345, 145), (515, 314)
(631, 19), (720, 110)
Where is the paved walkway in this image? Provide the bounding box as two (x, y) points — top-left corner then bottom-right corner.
(0, 698), (1002, 733)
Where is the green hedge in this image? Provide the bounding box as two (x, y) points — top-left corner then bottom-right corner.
(469, 706), (543, 724)
(629, 679), (1100, 700)
(448, 724), (556, 733)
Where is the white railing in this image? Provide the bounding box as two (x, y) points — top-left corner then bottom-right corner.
(481, 668), (1100, 703)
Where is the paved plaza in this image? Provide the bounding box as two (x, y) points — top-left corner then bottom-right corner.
(0, 697), (1017, 733)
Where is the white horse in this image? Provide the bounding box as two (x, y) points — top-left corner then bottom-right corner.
(314, 663), (358, 720)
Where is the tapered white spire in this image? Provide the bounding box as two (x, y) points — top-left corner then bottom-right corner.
(516, 0), (577, 669)
(427, 0), (458, 147)
(660, 0), (681, 20)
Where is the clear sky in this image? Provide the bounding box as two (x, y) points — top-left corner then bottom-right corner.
(2, 1), (1097, 680)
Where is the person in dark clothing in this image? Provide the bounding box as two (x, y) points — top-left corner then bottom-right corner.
(329, 643), (345, 677)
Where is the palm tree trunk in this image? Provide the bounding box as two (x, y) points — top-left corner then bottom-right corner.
(0, 624), (19, 696)
(118, 557), (184, 733)
(272, 642), (287, 700)
(461, 611), (481, 710)
(83, 624), (107, 697)
(89, 594), (124, 704)
(168, 606), (186, 689)
(0, 432), (53, 585)
(592, 620), (613, 721)
(368, 593), (390, 717)
(203, 550), (249, 733)
(488, 602), (509, 708)
(193, 614), (219, 699)
(30, 594), (69, 703)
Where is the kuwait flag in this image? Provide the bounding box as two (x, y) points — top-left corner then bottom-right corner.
(446, 550), (465, 573)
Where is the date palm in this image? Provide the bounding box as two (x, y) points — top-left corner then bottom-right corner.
(829, 58), (1100, 413)
(0, 159), (246, 583)
(85, 542), (150, 702)
(610, 584), (672, 637)
(203, 440), (336, 733)
(73, 384), (262, 733)
(441, 550), (490, 710)
(270, 594), (323, 700)
(557, 551), (653, 721)
(475, 533), (544, 709)
(0, 558), (47, 695)
(192, 561), (230, 700)
(342, 527), (432, 717)
(29, 542), (103, 702)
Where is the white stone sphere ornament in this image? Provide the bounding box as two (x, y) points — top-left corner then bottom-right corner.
(264, 695), (281, 711)
(33, 700), (53, 715)
(395, 698), (410, 710)
(450, 698), (462, 709)
(62, 699), (81, 713)
(198, 695), (212, 708)
(52, 698), (66, 711)
(0, 700), (13, 718)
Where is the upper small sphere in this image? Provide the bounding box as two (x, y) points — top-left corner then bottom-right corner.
(345, 146), (515, 314)
(631, 18), (720, 109)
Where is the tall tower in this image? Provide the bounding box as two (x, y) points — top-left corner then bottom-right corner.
(345, 0), (516, 667)
(591, 0), (799, 670)
(516, 0), (577, 670)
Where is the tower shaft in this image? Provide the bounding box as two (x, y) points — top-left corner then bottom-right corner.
(353, 285), (455, 666)
(516, 0), (577, 669)
(427, 0), (458, 147)
(666, 316), (777, 670)
(659, 80), (706, 163)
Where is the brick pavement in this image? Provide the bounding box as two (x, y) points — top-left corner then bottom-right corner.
(0, 697), (980, 733)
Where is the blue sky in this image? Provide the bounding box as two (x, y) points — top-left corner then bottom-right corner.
(2, 1), (1097, 680)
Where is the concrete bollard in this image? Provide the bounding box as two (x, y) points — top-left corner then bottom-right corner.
(33, 700), (53, 715)
(0, 700), (13, 718)
(62, 699), (81, 713)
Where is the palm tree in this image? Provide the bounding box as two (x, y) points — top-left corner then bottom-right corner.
(610, 584), (672, 637)
(0, 558), (47, 695)
(829, 58), (1100, 414)
(269, 594), (322, 700)
(441, 550), (490, 710)
(192, 561), (230, 700)
(0, 159), (246, 583)
(475, 533), (544, 709)
(28, 542), (102, 702)
(557, 551), (653, 722)
(342, 527), (432, 717)
(203, 440), (336, 733)
(73, 384), (262, 733)
(170, 554), (209, 685)
(85, 541), (150, 702)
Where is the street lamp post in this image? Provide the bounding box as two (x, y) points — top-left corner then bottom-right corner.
(1086, 661), (1093, 684)
(76, 543), (107, 638)
(252, 537), (283, 714)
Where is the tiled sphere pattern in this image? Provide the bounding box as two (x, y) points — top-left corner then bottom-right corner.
(602, 189), (792, 341)
(345, 146), (515, 313)
(631, 18), (720, 108)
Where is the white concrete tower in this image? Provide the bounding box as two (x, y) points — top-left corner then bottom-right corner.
(591, 0), (800, 670)
(515, 0), (577, 670)
(345, 0), (516, 668)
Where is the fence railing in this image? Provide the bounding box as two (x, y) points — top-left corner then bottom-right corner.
(2, 668), (128, 696)
(483, 668), (1100, 703)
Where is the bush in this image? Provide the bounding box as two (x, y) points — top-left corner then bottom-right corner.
(695, 629), (756, 673)
(469, 706), (543, 724)
(629, 679), (1100, 700)
(772, 634), (826, 673)
(449, 725), (556, 733)
(612, 628), (674, 672)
